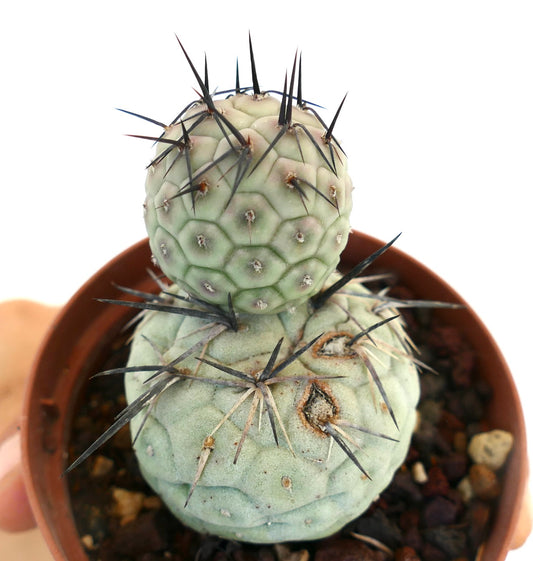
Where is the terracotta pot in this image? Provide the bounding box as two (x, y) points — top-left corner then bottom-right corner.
(21, 231), (530, 561)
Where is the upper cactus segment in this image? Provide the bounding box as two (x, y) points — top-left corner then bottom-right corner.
(138, 37), (353, 314)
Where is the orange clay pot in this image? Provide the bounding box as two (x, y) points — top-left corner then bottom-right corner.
(21, 231), (530, 561)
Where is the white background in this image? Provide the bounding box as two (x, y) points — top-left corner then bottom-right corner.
(0, 1), (531, 558)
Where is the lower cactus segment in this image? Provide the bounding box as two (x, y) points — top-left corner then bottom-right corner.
(124, 273), (420, 543)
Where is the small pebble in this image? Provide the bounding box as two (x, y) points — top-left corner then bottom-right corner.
(104, 510), (168, 557)
(399, 510), (419, 531)
(466, 500), (491, 549)
(428, 325), (464, 355)
(388, 470), (423, 503)
(437, 411), (465, 448)
(439, 452), (468, 482)
(423, 526), (467, 558)
(457, 476), (474, 503)
(449, 390), (484, 423)
(420, 542), (448, 561)
(453, 431), (468, 453)
(413, 410), (421, 432)
(467, 429), (514, 471)
(438, 410), (465, 433)
(423, 496), (459, 527)
(394, 545), (420, 561)
(451, 349), (475, 388)
(273, 544), (309, 561)
(402, 526), (423, 551)
(469, 464), (501, 500)
(422, 466), (450, 497)
(111, 487), (146, 525)
(351, 508), (402, 549)
(81, 534), (97, 551)
(411, 462), (428, 484)
(90, 455), (114, 478)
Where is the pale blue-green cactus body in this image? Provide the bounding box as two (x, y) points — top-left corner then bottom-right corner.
(143, 93), (353, 315)
(114, 39), (424, 546)
(125, 277), (419, 543)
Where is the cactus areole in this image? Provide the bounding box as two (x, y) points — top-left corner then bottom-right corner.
(67, 36), (437, 545)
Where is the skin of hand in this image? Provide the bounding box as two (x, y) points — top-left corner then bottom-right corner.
(0, 300), (60, 532)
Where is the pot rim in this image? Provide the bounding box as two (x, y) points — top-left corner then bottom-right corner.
(21, 230), (528, 561)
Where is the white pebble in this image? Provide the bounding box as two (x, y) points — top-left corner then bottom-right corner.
(467, 429), (514, 471)
(412, 461), (428, 484)
(457, 476), (474, 503)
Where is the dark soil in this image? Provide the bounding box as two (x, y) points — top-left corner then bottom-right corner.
(67, 283), (505, 561)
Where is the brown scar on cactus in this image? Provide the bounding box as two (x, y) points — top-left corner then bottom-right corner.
(297, 381), (398, 479)
(312, 332), (359, 359)
(311, 314), (400, 360)
(298, 381), (340, 437)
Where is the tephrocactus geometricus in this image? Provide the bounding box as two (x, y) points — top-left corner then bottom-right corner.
(66, 35), (461, 544)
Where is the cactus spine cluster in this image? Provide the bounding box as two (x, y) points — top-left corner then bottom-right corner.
(69, 36), (426, 544)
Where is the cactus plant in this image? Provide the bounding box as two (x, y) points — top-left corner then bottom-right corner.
(139, 37), (353, 315)
(67, 35), (461, 545)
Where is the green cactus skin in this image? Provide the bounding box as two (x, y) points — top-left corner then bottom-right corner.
(143, 91), (353, 315)
(124, 276), (420, 543)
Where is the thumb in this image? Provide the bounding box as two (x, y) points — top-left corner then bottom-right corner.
(0, 427), (36, 532)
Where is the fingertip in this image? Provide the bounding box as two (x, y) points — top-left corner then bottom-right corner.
(0, 429), (36, 532)
(0, 468), (36, 532)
